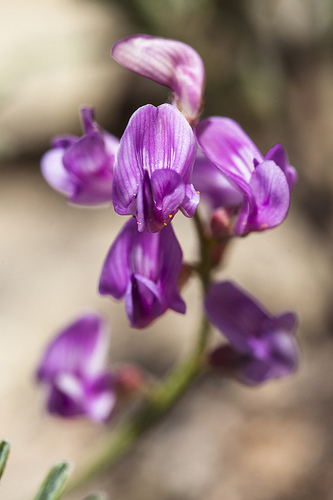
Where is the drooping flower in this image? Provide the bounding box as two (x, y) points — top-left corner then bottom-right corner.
(99, 218), (186, 328)
(112, 104), (199, 233)
(41, 107), (119, 206)
(205, 281), (299, 385)
(195, 117), (297, 235)
(37, 312), (115, 422)
(111, 34), (205, 124)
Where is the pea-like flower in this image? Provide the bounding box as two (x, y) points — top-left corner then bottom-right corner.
(112, 104), (199, 232)
(36, 312), (115, 422)
(205, 281), (299, 385)
(195, 118), (297, 235)
(111, 34), (205, 124)
(41, 107), (119, 206)
(99, 218), (186, 328)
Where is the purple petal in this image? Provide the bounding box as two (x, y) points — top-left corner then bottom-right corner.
(273, 312), (298, 333)
(46, 383), (83, 418)
(206, 281), (299, 385)
(51, 134), (78, 149)
(246, 160), (290, 232)
(37, 313), (109, 381)
(80, 106), (96, 134)
(63, 133), (109, 177)
(205, 281), (269, 354)
(111, 34), (205, 122)
(69, 171), (113, 206)
(136, 170), (159, 233)
(41, 148), (76, 196)
(159, 224), (186, 314)
(180, 184), (200, 218)
(195, 117), (263, 195)
(192, 151), (243, 210)
(240, 329), (299, 384)
(125, 274), (165, 328)
(84, 372), (116, 422)
(113, 104), (196, 221)
(150, 169), (186, 227)
(265, 143), (297, 190)
(99, 219), (136, 298)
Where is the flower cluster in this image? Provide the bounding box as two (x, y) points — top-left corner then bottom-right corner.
(38, 34), (300, 422)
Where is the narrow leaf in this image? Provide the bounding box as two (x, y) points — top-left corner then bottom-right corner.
(83, 494), (106, 500)
(34, 462), (71, 500)
(0, 441), (10, 480)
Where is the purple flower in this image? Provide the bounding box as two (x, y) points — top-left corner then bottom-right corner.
(195, 117), (297, 235)
(112, 104), (199, 233)
(37, 312), (115, 422)
(99, 218), (186, 328)
(192, 150), (244, 211)
(111, 34), (205, 124)
(205, 281), (299, 385)
(41, 107), (119, 206)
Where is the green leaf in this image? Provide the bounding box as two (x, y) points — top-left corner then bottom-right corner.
(0, 441), (10, 480)
(34, 462), (71, 500)
(82, 494), (105, 500)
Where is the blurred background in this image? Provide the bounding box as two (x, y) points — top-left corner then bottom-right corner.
(1, 0), (333, 498)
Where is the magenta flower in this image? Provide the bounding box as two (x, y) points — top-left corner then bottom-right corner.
(112, 104), (199, 233)
(41, 107), (119, 206)
(37, 312), (115, 422)
(111, 34), (205, 124)
(99, 218), (186, 328)
(205, 281), (299, 385)
(195, 118), (297, 235)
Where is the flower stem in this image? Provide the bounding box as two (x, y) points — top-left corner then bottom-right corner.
(66, 210), (212, 494)
(66, 315), (210, 493)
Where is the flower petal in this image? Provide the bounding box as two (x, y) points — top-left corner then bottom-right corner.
(151, 169), (186, 227)
(159, 224), (186, 314)
(46, 383), (83, 418)
(113, 104), (196, 221)
(111, 34), (205, 122)
(246, 160), (290, 232)
(192, 151), (243, 210)
(41, 148), (76, 196)
(84, 372), (116, 422)
(37, 313), (109, 381)
(99, 219), (135, 298)
(205, 281), (269, 354)
(195, 117), (263, 194)
(125, 274), (165, 328)
(265, 143), (297, 190)
(63, 133), (108, 177)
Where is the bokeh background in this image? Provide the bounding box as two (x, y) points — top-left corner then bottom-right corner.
(1, 0), (333, 499)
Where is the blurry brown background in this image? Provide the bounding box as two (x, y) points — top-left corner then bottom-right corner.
(1, 0), (333, 499)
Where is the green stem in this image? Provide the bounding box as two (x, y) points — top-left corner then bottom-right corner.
(66, 210), (212, 494)
(67, 315), (210, 493)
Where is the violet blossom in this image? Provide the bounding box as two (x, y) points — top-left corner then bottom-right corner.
(110, 34), (297, 236)
(99, 218), (186, 328)
(195, 118), (297, 235)
(111, 34), (205, 124)
(205, 281), (299, 385)
(112, 104), (199, 233)
(41, 107), (119, 206)
(37, 312), (115, 422)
